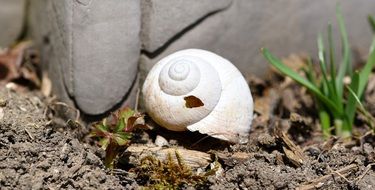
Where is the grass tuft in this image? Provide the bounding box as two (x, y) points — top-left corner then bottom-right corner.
(262, 7), (375, 138)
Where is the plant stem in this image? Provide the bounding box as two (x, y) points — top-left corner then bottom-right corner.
(104, 141), (118, 169)
(319, 110), (331, 138)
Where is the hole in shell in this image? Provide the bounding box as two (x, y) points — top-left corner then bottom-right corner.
(184, 95), (204, 108)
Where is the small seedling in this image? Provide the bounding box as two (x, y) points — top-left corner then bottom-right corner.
(262, 7), (375, 138)
(89, 107), (147, 169)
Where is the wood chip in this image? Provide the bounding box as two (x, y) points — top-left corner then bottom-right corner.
(123, 145), (212, 169)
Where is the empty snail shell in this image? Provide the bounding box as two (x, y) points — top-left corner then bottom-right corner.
(142, 49), (253, 143)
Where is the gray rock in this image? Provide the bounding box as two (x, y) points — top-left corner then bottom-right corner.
(0, 0), (25, 46)
(141, 0), (232, 52)
(140, 0), (375, 79)
(24, 0), (375, 116)
(28, 0), (141, 115)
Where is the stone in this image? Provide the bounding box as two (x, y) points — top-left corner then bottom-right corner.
(23, 0), (375, 116)
(28, 0), (141, 115)
(154, 135), (169, 147)
(0, 0), (25, 46)
(141, 0), (232, 52)
(140, 0), (375, 80)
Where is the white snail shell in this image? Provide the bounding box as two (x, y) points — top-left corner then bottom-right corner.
(142, 49), (253, 143)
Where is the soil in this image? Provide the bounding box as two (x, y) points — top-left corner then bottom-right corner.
(1, 54), (375, 189)
(0, 89), (137, 189)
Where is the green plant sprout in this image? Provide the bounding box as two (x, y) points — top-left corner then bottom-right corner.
(262, 7), (375, 138)
(89, 107), (147, 169)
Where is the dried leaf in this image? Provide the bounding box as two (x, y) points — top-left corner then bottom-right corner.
(0, 41), (41, 89)
(184, 95), (204, 108)
(273, 121), (306, 167)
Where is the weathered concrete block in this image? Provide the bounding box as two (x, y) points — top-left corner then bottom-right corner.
(29, 0), (141, 115)
(140, 0), (375, 79)
(0, 0), (25, 46)
(141, 0), (232, 52)
(25, 0), (375, 116)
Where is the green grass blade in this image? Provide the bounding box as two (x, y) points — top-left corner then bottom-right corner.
(358, 37), (375, 98)
(345, 71), (360, 132)
(304, 57), (317, 84)
(328, 24), (336, 78)
(336, 6), (352, 97)
(319, 109), (331, 138)
(262, 48), (340, 115)
(346, 85), (364, 108)
(368, 15), (375, 33)
(328, 24), (342, 107)
(318, 33), (328, 78)
(318, 34), (342, 110)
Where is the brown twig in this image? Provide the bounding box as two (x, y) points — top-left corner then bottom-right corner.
(354, 163), (375, 185)
(296, 164), (358, 190)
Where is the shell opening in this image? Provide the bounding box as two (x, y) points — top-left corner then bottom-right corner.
(184, 95), (204, 108)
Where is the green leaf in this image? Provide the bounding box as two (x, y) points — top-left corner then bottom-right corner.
(346, 85), (364, 109)
(357, 37), (375, 98)
(336, 6), (352, 97)
(368, 15), (375, 33)
(328, 24), (336, 78)
(319, 110), (331, 138)
(318, 33), (341, 110)
(328, 24), (341, 107)
(120, 108), (135, 120)
(345, 71), (360, 133)
(116, 131), (132, 140)
(116, 118), (125, 132)
(262, 48), (341, 116)
(304, 57), (317, 84)
(318, 33), (328, 76)
(99, 137), (110, 150)
(114, 132), (131, 146)
(95, 122), (109, 134)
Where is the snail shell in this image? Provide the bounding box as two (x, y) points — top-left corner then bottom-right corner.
(142, 49), (253, 143)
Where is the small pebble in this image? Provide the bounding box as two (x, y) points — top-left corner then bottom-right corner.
(0, 98), (6, 107)
(155, 135), (169, 147)
(0, 108), (4, 120)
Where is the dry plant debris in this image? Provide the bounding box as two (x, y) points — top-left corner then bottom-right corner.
(133, 150), (218, 189)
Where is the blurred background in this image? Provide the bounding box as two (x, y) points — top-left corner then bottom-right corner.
(1, 0), (374, 115)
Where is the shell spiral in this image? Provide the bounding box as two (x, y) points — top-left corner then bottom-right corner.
(142, 49), (253, 143)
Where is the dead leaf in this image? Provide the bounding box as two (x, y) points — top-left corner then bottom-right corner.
(184, 95), (204, 108)
(273, 120), (306, 167)
(0, 41), (41, 90)
(320, 136), (339, 152)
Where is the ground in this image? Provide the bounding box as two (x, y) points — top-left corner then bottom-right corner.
(1, 64), (375, 189)
(1, 43), (375, 189)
